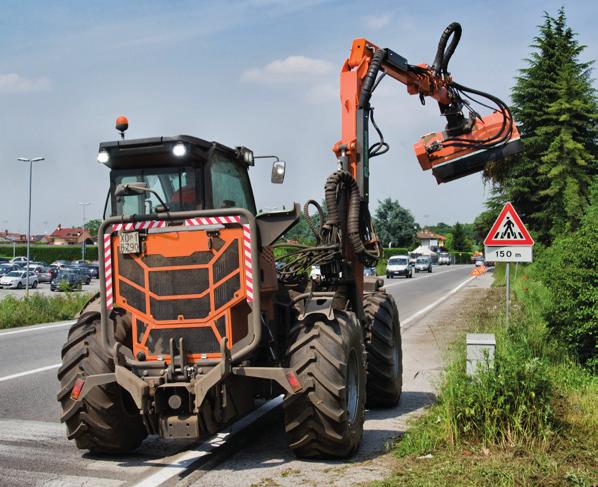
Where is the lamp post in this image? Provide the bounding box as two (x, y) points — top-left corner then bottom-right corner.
(17, 156), (45, 296)
(79, 202), (90, 260)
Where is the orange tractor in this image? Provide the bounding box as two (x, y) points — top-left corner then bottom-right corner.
(58, 23), (520, 457)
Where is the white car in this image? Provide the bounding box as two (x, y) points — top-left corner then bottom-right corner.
(9, 256), (29, 266)
(310, 265), (322, 279)
(386, 255), (412, 279)
(438, 253), (452, 265)
(0, 270), (38, 289)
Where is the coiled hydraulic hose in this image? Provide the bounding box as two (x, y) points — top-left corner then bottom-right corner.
(431, 22), (462, 76)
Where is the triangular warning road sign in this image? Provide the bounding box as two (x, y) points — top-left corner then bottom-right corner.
(484, 202), (534, 246)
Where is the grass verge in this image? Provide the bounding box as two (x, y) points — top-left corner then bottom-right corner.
(377, 266), (597, 487)
(0, 293), (92, 329)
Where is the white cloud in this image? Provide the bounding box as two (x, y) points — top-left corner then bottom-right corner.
(305, 82), (337, 104)
(241, 55), (334, 83)
(0, 73), (51, 93)
(363, 14), (392, 30)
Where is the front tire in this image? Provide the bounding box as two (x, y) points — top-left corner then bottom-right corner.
(363, 292), (402, 407)
(57, 309), (147, 453)
(284, 310), (366, 458)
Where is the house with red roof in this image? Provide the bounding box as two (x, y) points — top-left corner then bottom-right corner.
(47, 224), (94, 246)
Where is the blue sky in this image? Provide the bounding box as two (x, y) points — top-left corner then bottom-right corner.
(1, 0), (596, 233)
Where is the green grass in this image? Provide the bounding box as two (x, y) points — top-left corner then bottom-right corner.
(379, 264), (597, 486)
(0, 293), (92, 328)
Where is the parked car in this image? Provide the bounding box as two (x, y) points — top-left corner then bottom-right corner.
(0, 263), (19, 277)
(386, 255), (413, 279)
(89, 262), (100, 279)
(0, 270), (38, 289)
(51, 270), (84, 291)
(9, 256), (29, 266)
(363, 266), (377, 277)
(65, 265), (92, 285)
(438, 252), (452, 265)
(36, 266), (53, 283)
(414, 256), (433, 273)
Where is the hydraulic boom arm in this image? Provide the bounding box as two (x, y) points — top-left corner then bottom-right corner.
(333, 22), (521, 201)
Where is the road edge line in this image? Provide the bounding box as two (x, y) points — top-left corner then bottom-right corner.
(0, 320), (74, 338)
(401, 275), (478, 331)
(0, 363), (61, 383)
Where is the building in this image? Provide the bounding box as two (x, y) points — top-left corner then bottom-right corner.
(0, 230), (27, 243)
(47, 224), (94, 246)
(416, 230), (447, 249)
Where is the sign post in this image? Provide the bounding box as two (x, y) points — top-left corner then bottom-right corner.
(484, 202), (534, 322)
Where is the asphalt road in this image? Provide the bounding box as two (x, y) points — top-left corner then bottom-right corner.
(0, 264), (473, 486)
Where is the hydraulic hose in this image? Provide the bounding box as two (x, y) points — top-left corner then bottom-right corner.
(358, 48), (386, 109)
(431, 22), (462, 76)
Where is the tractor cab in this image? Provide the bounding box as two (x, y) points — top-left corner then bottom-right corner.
(97, 135), (257, 216)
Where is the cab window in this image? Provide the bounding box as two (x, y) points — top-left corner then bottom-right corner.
(209, 152), (256, 214)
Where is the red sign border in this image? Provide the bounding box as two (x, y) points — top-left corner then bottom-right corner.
(484, 202), (534, 246)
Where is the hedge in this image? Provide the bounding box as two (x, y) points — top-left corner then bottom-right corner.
(449, 252), (474, 264)
(0, 245), (98, 262)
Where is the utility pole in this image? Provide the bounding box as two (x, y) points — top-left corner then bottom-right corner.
(17, 156), (45, 297)
(79, 202), (91, 260)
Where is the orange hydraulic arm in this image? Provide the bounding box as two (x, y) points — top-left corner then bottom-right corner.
(332, 23), (521, 201)
(327, 22), (521, 300)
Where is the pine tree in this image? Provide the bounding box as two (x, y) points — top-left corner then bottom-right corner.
(538, 63), (597, 237)
(373, 198), (416, 248)
(487, 8), (596, 244)
(451, 222), (470, 252)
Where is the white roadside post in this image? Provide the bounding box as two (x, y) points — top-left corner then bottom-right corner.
(483, 202), (534, 322)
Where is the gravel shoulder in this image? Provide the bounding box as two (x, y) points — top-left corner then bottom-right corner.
(180, 272), (494, 487)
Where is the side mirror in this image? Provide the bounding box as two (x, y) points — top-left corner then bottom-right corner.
(271, 161), (286, 184)
(114, 182), (149, 197)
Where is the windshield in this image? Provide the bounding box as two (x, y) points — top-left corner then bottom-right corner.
(5, 271), (22, 277)
(209, 151), (256, 214)
(416, 258), (428, 263)
(111, 167), (198, 216)
(389, 258), (408, 265)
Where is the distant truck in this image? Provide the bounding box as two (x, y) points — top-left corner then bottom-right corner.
(438, 252), (452, 265)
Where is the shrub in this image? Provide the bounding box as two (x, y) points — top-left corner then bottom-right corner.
(0, 293), (92, 328)
(536, 200), (597, 369)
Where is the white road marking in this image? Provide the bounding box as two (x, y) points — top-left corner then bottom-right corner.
(401, 275), (477, 329)
(0, 363), (61, 383)
(383, 265), (467, 289)
(132, 396), (283, 487)
(0, 320), (74, 338)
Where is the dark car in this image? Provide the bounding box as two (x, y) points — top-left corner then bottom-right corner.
(0, 263), (19, 277)
(363, 266), (377, 277)
(65, 265), (92, 285)
(51, 270), (84, 291)
(89, 262), (99, 279)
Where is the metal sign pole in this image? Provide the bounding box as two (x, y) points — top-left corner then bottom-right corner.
(505, 262), (510, 322)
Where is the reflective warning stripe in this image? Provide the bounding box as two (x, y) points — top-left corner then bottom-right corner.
(183, 216), (241, 226)
(242, 224), (253, 302)
(103, 234), (113, 309)
(112, 220), (166, 232)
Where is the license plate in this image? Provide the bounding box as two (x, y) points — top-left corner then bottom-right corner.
(119, 231), (140, 254)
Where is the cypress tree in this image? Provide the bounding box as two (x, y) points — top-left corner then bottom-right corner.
(487, 8), (596, 244)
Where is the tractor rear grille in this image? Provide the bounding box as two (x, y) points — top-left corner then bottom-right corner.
(111, 225), (248, 362)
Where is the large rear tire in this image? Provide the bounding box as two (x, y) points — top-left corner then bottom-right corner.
(284, 310), (366, 458)
(57, 307), (147, 454)
(363, 292), (402, 407)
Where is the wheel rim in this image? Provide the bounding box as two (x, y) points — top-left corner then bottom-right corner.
(346, 350), (359, 423)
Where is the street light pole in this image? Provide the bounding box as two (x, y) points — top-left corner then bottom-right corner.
(17, 156), (45, 297)
(79, 202), (90, 260)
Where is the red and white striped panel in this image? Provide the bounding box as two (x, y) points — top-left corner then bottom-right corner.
(103, 234), (113, 309)
(242, 224), (253, 302)
(184, 216), (241, 226)
(112, 220), (166, 232)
